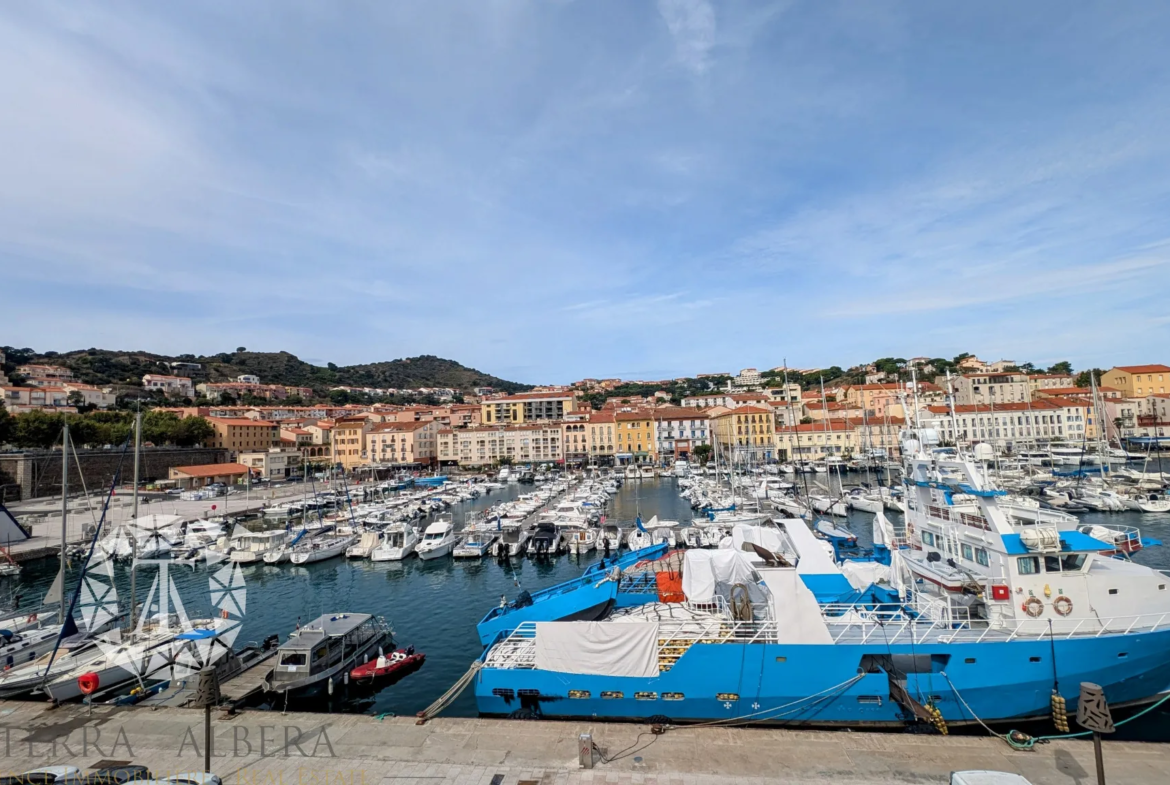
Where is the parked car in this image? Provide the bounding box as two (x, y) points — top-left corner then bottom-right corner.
(1, 768), (82, 785)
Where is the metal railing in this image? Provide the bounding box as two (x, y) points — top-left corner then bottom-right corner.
(482, 605), (1170, 670)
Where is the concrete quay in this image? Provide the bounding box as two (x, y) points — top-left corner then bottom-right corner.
(0, 702), (1167, 785)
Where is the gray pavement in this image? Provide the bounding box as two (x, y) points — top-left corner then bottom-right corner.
(0, 702), (1165, 784)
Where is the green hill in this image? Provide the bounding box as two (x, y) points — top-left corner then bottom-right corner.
(1, 347), (531, 396)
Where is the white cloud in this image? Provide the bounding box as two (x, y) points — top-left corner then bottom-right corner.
(657, 0), (716, 75)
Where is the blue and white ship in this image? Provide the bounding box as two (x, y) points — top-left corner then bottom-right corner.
(472, 428), (1170, 727)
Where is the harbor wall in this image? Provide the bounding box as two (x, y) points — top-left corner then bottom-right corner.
(0, 446), (229, 501)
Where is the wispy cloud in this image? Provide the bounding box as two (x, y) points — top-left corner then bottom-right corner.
(2, 2), (1169, 381)
(657, 0), (716, 75)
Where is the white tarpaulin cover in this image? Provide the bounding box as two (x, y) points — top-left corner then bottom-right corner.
(682, 549), (758, 603)
(534, 621), (660, 678)
(760, 570), (834, 644)
(840, 560), (890, 591)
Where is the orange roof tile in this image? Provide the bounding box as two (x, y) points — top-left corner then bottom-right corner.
(1114, 365), (1170, 374)
(172, 463), (250, 478)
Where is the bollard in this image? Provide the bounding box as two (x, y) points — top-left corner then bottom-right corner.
(578, 733), (594, 769)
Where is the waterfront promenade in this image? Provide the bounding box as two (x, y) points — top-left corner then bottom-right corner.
(0, 702), (1167, 785)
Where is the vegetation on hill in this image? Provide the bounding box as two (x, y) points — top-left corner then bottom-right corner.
(0, 409), (213, 450)
(0, 346), (532, 399)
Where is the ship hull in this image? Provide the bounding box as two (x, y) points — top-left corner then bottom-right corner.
(476, 628), (1170, 726)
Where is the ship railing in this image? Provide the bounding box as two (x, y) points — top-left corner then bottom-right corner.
(821, 608), (1170, 644)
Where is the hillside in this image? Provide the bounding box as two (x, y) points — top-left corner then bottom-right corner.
(1, 347), (532, 396)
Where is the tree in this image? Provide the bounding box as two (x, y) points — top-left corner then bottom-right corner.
(14, 410), (62, 449)
(800, 416), (814, 425)
(236, 347), (247, 353)
(1075, 369), (1105, 388)
(692, 444), (712, 466)
(0, 407), (14, 445)
(1047, 361), (1073, 375)
(330, 389), (351, 405)
(327, 362), (338, 372)
(174, 416), (214, 447)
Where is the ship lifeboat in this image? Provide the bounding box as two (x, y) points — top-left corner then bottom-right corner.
(349, 647), (425, 685)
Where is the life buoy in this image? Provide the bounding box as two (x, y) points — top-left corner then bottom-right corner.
(1053, 596), (1073, 617)
(28, 613), (36, 623)
(1023, 597), (1044, 618)
(77, 672), (100, 695)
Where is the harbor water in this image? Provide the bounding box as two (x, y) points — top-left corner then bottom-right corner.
(7, 476), (1170, 737)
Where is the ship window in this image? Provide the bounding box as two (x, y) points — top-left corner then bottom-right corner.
(1061, 554), (1086, 571)
(601, 691), (623, 699)
(663, 692), (684, 701)
(635, 692), (658, 701)
(1108, 588), (1118, 595)
(775, 656), (787, 663)
(975, 548), (990, 567)
(280, 652), (307, 666)
(568, 690), (591, 699)
(1017, 556), (1040, 575)
(1118, 652), (1128, 658)
(1029, 657), (1041, 663)
(717, 693), (739, 702)
(964, 658), (976, 664)
(1044, 556), (1063, 573)
(922, 531), (935, 547)
(857, 696), (882, 705)
(961, 543), (974, 562)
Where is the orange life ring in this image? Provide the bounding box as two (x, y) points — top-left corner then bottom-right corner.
(77, 672), (100, 695)
(1023, 597), (1044, 618)
(1052, 596), (1073, 617)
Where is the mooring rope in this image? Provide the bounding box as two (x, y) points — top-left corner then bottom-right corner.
(416, 661), (482, 724)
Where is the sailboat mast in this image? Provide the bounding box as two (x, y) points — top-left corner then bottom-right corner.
(59, 422), (69, 624)
(130, 409), (142, 627)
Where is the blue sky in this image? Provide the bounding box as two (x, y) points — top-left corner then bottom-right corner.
(2, 1), (1169, 384)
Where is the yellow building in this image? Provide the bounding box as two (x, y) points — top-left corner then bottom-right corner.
(614, 411), (655, 465)
(481, 392), (576, 424)
(331, 415), (374, 471)
(710, 406), (775, 462)
(1102, 365), (1170, 398)
(206, 417), (280, 456)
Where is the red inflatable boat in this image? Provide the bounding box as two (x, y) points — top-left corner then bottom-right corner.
(350, 648), (426, 684)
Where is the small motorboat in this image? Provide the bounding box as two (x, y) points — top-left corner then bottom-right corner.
(349, 646), (425, 685)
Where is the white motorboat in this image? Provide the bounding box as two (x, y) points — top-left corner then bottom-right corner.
(810, 495), (848, 517)
(453, 531), (497, 558)
(1130, 492), (1170, 514)
(416, 520), (457, 560)
(370, 525), (420, 562)
(346, 530), (384, 559)
(527, 523), (563, 557)
(564, 527), (598, 555)
(491, 526), (531, 558)
(289, 535), (356, 565)
(229, 529), (289, 563)
(845, 488), (883, 514)
(599, 522), (624, 552)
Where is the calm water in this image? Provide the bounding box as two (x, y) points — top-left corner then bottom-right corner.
(7, 476), (1170, 736)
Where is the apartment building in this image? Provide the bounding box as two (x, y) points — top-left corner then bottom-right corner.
(948, 372), (1030, 406)
(1027, 374), (1075, 393)
(143, 374), (195, 398)
(841, 383), (906, 417)
(366, 420), (440, 466)
(436, 424), (563, 467)
(918, 397), (1092, 447)
(651, 407), (711, 462)
(711, 405), (775, 462)
(238, 447), (303, 480)
(480, 392), (576, 424)
(1, 385), (73, 412)
(775, 420), (859, 461)
(585, 410), (616, 463)
(612, 411), (656, 465)
(205, 417), (280, 455)
(16, 364), (75, 386)
(1102, 365), (1170, 398)
(331, 416), (374, 471)
(60, 383), (118, 409)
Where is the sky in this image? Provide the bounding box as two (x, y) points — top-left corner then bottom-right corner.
(2, 1), (1169, 384)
